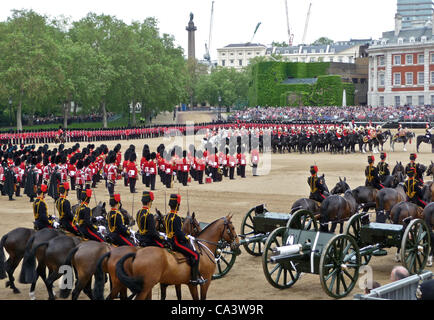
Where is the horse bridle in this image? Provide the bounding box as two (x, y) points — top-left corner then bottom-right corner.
(221, 217), (238, 244)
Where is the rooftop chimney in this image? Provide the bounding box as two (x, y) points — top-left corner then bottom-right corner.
(395, 14), (402, 37)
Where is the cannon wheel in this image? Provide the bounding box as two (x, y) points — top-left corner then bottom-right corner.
(401, 219), (431, 275)
(212, 240), (238, 280)
(286, 209), (318, 231)
(344, 213), (372, 266)
(262, 227), (300, 289)
(319, 234), (361, 299)
(240, 207), (265, 256)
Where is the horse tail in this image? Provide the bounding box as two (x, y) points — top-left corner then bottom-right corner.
(19, 241), (49, 284)
(0, 234), (8, 279)
(392, 203), (402, 225)
(377, 192), (385, 212)
(115, 252), (143, 294)
(425, 206), (433, 231)
(18, 234), (36, 284)
(319, 198), (330, 231)
(93, 251), (111, 300)
(59, 246), (80, 299)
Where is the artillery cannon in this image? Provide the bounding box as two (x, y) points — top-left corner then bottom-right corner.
(262, 210), (431, 299)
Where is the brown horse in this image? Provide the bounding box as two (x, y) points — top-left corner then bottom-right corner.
(422, 181), (434, 203)
(321, 178), (358, 233)
(290, 198), (321, 215)
(115, 215), (239, 300)
(375, 184), (406, 223)
(92, 211), (202, 300)
(0, 227), (35, 294)
(390, 201), (424, 225)
(422, 203), (434, 266)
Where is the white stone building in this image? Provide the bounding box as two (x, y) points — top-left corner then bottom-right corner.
(216, 43), (267, 69)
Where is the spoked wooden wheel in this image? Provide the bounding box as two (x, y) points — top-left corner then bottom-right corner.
(286, 209), (318, 231)
(262, 227), (300, 289)
(240, 207), (265, 256)
(320, 234), (361, 299)
(344, 213), (371, 266)
(212, 240), (238, 280)
(401, 219), (431, 275)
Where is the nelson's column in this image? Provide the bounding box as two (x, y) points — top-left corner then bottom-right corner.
(186, 12), (197, 60)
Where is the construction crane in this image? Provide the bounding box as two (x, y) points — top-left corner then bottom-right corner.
(301, 2), (312, 45)
(284, 0), (294, 46)
(204, 0), (215, 64)
(250, 22), (262, 43)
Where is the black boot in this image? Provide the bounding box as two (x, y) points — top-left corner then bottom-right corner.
(189, 261), (206, 286)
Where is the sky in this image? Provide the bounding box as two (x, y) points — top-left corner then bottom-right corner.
(0, 0), (397, 60)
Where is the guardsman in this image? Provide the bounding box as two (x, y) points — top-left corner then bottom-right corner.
(365, 156), (384, 190)
(76, 189), (105, 242)
(251, 141), (259, 177)
(106, 153), (117, 196)
(403, 167), (426, 208)
(127, 153), (138, 193)
(136, 191), (164, 248)
(107, 194), (135, 246)
(377, 152), (390, 182)
(405, 153), (424, 184)
(195, 150), (205, 184)
(165, 194), (205, 286)
(237, 146), (247, 178)
(56, 182), (80, 235)
(308, 165), (328, 203)
(33, 184), (58, 230)
(148, 153), (157, 191)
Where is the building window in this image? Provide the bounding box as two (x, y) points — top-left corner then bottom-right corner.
(394, 55), (401, 65)
(418, 72), (424, 85)
(338, 56), (343, 62)
(293, 50), (298, 54)
(395, 96), (401, 106)
(394, 73), (401, 85)
(276, 50), (281, 54)
(248, 52), (251, 55)
(303, 49), (307, 54)
(311, 49), (316, 53)
(379, 73), (385, 86)
(421, 36), (427, 43)
(418, 96), (424, 105)
(320, 49), (324, 53)
(230, 59), (234, 64)
(293, 58), (298, 62)
(431, 95), (434, 105)
(379, 96), (385, 106)
(222, 60), (226, 66)
(418, 54), (424, 64)
(222, 53), (226, 56)
(310, 57), (316, 62)
(379, 56), (385, 66)
(318, 57), (324, 62)
(239, 59), (243, 66)
(329, 57), (334, 62)
(256, 52), (260, 55)
(230, 53), (234, 56)
(406, 96), (413, 105)
(431, 53), (434, 63)
(406, 54), (413, 65)
(431, 71), (434, 84)
(405, 72), (413, 85)
(239, 52), (242, 55)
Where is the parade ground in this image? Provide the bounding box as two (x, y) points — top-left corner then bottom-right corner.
(0, 117), (432, 300)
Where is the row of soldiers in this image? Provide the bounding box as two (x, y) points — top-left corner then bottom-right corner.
(33, 182), (206, 285)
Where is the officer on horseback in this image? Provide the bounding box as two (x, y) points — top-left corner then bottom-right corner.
(136, 191), (164, 248)
(33, 184), (58, 230)
(56, 182), (80, 235)
(165, 194), (206, 286)
(365, 156), (384, 190)
(403, 167), (427, 208)
(107, 194), (135, 246)
(377, 152), (390, 182)
(307, 165), (328, 203)
(76, 188), (105, 242)
(405, 153), (424, 184)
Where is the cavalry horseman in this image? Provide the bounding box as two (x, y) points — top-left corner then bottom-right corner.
(307, 165), (328, 203)
(377, 152), (390, 182)
(365, 156), (384, 190)
(165, 194), (206, 286)
(55, 182), (80, 235)
(405, 153), (424, 184)
(108, 194), (135, 246)
(403, 167), (427, 208)
(136, 191), (164, 248)
(33, 184), (58, 230)
(76, 188), (105, 242)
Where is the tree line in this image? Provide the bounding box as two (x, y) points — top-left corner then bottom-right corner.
(0, 9), (252, 130)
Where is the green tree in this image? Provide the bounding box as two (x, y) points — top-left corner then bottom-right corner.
(311, 37), (334, 46)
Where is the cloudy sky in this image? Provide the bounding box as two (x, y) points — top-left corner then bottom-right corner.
(0, 0), (397, 59)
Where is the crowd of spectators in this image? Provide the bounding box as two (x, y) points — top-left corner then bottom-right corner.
(230, 106), (434, 123)
(23, 113), (115, 126)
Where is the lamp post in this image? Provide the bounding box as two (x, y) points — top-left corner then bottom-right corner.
(8, 98), (12, 127)
(218, 95), (222, 121)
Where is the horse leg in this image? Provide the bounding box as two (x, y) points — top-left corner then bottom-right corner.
(187, 284), (200, 300)
(330, 222), (338, 234)
(5, 255), (21, 294)
(160, 283), (168, 300)
(45, 269), (62, 300)
(82, 281), (94, 300)
(339, 222), (344, 234)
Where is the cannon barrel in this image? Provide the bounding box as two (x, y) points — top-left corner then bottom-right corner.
(269, 243), (313, 264)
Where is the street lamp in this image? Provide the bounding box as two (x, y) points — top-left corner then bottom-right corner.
(218, 95), (222, 121)
(8, 98), (12, 127)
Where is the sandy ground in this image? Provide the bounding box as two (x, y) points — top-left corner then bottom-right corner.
(0, 120), (432, 300)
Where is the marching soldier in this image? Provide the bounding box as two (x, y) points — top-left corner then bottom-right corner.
(107, 194), (135, 246)
(403, 167), (427, 208)
(377, 152), (390, 182)
(165, 194), (206, 286)
(33, 184), (58, 230)
(148, 152), (157, 191)
(76, 189), (105, 242)
(365, 156), (384, 190)
(307, 165), (328, 203)
(56, 182), (80, 235)
(106, 153), (117, 196)
(136, 191), (164, 248)
(127, 153), (138, 193)
(405, 153), (424, 184)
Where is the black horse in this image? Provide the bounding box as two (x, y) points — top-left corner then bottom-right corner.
(416, 134), (434, 153)
(390, 131), (415, 152)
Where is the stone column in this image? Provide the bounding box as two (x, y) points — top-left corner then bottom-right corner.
(186, 13), (197, 60)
